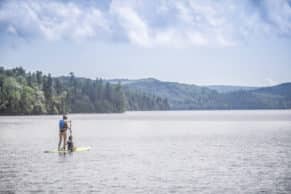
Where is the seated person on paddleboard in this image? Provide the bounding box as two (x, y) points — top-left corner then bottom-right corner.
(58, 115), (72, 150)
(67, 135), (74, 152)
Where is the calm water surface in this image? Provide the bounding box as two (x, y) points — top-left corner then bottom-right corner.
(1, 110), (291, 193)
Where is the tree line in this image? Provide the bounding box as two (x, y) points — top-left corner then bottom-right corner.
(0, 67), (169, 115)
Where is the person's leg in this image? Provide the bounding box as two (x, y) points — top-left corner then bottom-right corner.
(58, 133), (62, 150)
(63, 132), (67, 150)
(71, 144), (74, 151)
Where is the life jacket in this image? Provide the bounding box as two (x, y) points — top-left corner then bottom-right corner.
(59, 119), (68, 129)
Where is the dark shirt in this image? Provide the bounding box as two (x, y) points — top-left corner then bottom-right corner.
(67, 140), (74, 151)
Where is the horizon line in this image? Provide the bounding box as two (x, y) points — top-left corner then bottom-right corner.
(1, 65), (290, 88)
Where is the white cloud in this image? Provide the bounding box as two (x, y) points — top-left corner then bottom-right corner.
(6, 25), (17, 35)
(110, 4), (151, 47)
(0, 0), (109, 41)
(262, 0), (291, 35)
(0, 0), (290, 48)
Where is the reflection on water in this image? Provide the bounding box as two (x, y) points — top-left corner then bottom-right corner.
(1, 110), (291, 193)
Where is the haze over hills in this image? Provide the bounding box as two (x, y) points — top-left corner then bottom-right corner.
(108, 78), (291, 110)
(109, 78), (260, 93)
(206, 85), (259, 93)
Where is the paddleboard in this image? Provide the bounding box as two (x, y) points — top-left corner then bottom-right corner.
(44, 146), (91, 153)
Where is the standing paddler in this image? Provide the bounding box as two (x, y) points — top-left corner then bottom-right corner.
(58, 115), (72, 150)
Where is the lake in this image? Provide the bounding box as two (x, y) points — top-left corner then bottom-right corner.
(1, 110), (291, 193)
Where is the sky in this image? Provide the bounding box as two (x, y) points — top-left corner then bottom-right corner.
(0, 0), (291, 86)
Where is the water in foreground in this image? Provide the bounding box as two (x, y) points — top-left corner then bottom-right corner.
(1, 110), (291, 193)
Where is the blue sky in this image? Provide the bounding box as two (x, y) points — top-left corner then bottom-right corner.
(0, 0), (291, 86)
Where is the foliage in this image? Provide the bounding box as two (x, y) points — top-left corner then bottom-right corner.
(122, 78), (291, 110)
(0, 67), (170, 114)
(124, 87), (169, 110)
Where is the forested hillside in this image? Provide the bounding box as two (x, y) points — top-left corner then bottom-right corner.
(0, 67), (169, 114)
(114, 78), (220, 109)
(115, 78), (291, 110)
(1, 67), (290, 114)
(123, 87), (169, 111)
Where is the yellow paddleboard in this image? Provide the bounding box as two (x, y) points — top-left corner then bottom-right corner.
(44, 146), (91, 153)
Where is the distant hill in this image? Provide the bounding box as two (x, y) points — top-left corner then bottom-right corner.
(254, 83), (291, 98)
(109, 78), (218, 109)
(108, 78), (291, 110)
